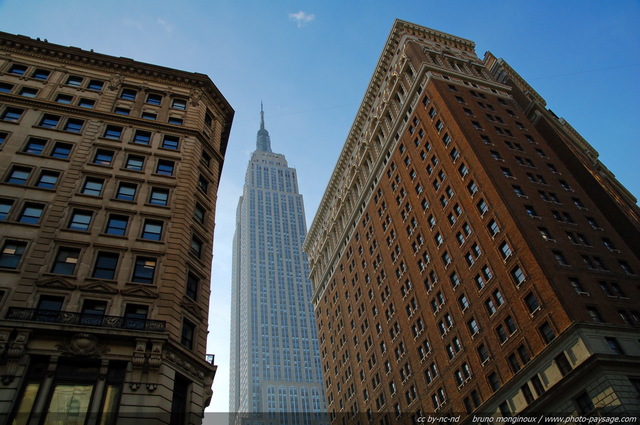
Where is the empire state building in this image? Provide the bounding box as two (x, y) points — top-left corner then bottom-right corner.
(229, 106), (326, 423)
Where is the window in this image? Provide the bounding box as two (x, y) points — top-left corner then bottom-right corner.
(131, 257), (157, 283)
(146, 93), (162, 105)
(19, 87), (38, 98)
(82, 178), (104, 196)
(19, 203), (44, 224)
(141, 220), (163, 241)
(0, 131), (8, 146)
(539, 322), (556, 343)
(51, 142), (72, 159)
(477, 344), (490, 363)
(78, 98), (95, 108)
(155, 159), (175, 176)
(68, 210), (93, 231)
(181, 319), (195, 349)
(551, 250), (570, 267)
(105, 214), (128, 236)
(476, 199), (488, 215)
(120, 88), (137, 100)
(66, 75), (83, 86)
(487, 219), (500, 236)
(201, 151), (212, 168)
(0, 240), (27, 269)
(499, 241), (512, 259)
(168, 117), (184, 125)
(467, 180), (478, 196)
(103, 125), (123, 139)
(114, 106), (130, 115)
(125, 155), (145, 171)
(23, 137), (47, 155)
(162, 135), (179, 150)
(587, 307), (603, 323)
(149, 187), (169, 206)
(555, 353), (573, 376)
(123, 304), (149, 329)
(511, 266), (525, 285)
(467, 318), (479, 335)
(574, 392), (595, 415)
(191, 236), (203, 258)
(51, 247), (81, 275)
(6, 166), (31, 185)
(525, 292), (540, 313)
(92, 252), (119, 280)
(39, 114), (60, 129)
(142, 112), (157, 120)
(171, 98), (187, 110)
(87, 79), (104, 91)
(0, 82), (13, 93)
(194, 203), (206, 223)
(186, 272), (199, 300)
(115, 183), (137, 201)
(605, 337), (624, 355)
(0, 199), (14, 221)
(2, 107), (24, 122)
(31, 68), (50, 80)
(63, 118), (84, 133)
(198, 175), (208, 193)
(487, 372), (500, 392)
(133, 130), (151, 145)
(93, 149), (114, 166)
(36, 171), (60, 189)
(485, 299), (497, 316)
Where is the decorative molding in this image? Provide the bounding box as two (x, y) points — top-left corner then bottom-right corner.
(57, 333), (110, 358)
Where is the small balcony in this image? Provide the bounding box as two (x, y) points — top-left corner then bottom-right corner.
(5, 308), (166, 333)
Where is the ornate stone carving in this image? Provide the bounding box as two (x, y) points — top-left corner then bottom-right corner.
(57, 333), (109, 358)
(1, 331), (30, 384)
(108, 73), (123, 91)
(189, 88), (203, 106)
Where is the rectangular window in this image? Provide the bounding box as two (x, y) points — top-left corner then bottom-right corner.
(120, 88), (137, 100)
(181, 320), (195, 349)
(132, 257), (157, 283)
(82, 177), (104, 196)
(93, 149), (114, 166)
(19, 87), (38, 98)
(0, 240), (27, 269)
(132, 130), (151, 145)
(149, 187), (169, 206)
(168, 117), (183, 125)
(23, 137), (47, 155)
(32, 68), (51, 80)
(161, 135), (179, 150)
(36, 171), (60, 189)
(171, 99), (187, 110)
(19, 203), (45, 224)
(87, 80), (104, 91)
(125, 155), (145, 171)
(92, 252), (119, 280)
(66, 75), (83, 86)
(63, 118), (84, 133)
(68, 210), (93, 231)
(186, 272), (199, 300)
(39, 114), (61, 129)
(194, 203), (205, 223)
(191, 236), (203, 258)
(0, 199), (14, 221)
(0, 82), (14, 93)
(146, 93), (162, 105)
(539, 322), (556, 343)
(103, 125), (123, 139)
(78, 98), (95, 108)
(51, 247), (81, 275)
(51, 142), (72, 159)
(6, 166), (31, 185)
(198, 175), (208, 193)
(1, 107), (24, 122)
(141, 219), (163, 241)
(105, 214), (128, 236)
(155, 159), (175, 176)
(114, 106), (130, 115)
(115, 183), (137, 201)
(142, 112), (157, 120)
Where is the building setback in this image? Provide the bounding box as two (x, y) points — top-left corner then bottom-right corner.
(0, 32), (233, 424)
(229, 107), (326, 424)
(304, 20), (640, 422)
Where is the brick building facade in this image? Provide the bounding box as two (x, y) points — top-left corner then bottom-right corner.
(304, 20), (640, 422)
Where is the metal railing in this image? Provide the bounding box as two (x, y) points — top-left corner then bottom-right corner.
(6, 308), (166, 332)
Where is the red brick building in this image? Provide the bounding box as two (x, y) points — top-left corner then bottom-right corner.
(304, 20), (640, 422)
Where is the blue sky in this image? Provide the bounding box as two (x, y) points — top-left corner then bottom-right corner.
(1, 0), (639, 414)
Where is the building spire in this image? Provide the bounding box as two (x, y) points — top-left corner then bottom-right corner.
(256, 102), (272, 152)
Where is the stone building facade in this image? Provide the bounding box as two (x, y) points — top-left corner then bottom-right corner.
(303, 20), (640, 422)
(0, 31), (233, 424)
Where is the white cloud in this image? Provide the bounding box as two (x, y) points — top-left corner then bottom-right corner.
(157, 17), (174, 33)
(289, 11), (315, 28)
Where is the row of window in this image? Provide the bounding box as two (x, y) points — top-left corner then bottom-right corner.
(0, 239), (204, 283)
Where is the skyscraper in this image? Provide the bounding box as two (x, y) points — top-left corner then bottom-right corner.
(304, 20), (640, 422)
(0, 31), (233, 424)
(229, 106), (326, 423)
